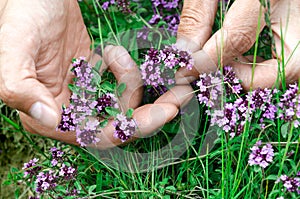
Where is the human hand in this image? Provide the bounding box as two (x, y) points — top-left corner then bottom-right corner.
(0, 0), (91, 130)
(20, 45), (179, 149)
(175, 0), (300, 90)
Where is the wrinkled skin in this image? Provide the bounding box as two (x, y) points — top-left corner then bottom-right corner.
(174, 0), (300, 90)
(0, 0), (179, 149)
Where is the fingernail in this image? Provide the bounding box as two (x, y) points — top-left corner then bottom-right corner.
(116, 47), (134, 68)
(29, 102), (59, 128)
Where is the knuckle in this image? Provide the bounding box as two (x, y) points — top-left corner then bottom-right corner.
(0, 81), (18, 105)
(226, 30), (254, 56)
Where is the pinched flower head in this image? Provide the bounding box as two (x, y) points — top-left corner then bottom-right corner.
(276, 174), (300, 194)
(248, 140), (274, 168)
(96, 93), (119, 116)
(113, 113), (137, 142)
(140, 45), (193, 91)
(35, 170), (57, 194)
(22, 158), (42, 178)
(76, 118), (101, 146)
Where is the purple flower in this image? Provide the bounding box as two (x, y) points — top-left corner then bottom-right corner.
(59, 164), (77, 181)
(113, 113), (137, 142)
(58, 57), (102, 146)
(278, 83), (300, 127)
(100, 0), (131, 13)
(196, 72), (222, 108)
(76, 118), (100, 146)
(248, 140), (274, 168)
(50, 147), (64, 166)
(96, 93), (119, 116)
(22, 158), (42, 178)
(140, 45), (193, 91)
(35, 170), (57, 194)
(223, 66), (242, 95)
(276, 174), (300, 194)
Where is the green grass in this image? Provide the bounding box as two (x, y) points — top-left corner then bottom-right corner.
(1, 0), (299, 198)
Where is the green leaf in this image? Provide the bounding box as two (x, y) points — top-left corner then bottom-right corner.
(281, 122), (290, 138)
(105, 107), (120, 117)
(88, 185), (97, 195)
(266, 174), (278, 181)
(99, 119), (109, 128)
(94, 60), (102, 71)
(101, 81), (115, 92)
(126, 108), (134, 118)
(2, 180), (12, 186)
(117, 83), (127, 97)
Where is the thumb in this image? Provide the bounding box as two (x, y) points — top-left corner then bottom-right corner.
(0, 56), (60, 129)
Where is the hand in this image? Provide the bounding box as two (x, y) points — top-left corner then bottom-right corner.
(20, 45), (179, 149)
(0, 0), (91, 129)
(175, 0), (300, 90)
(0, 0), (178, 149)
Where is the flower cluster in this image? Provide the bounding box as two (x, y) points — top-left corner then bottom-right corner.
(35, 170), (57, 194)
(278, 83), (300, 127)
(140, 45), (193, 89)
(101, 0), (132, 13)
(59, 164), (77, 181)
(96, 93), (119, 116)
(223, 65), (243, 95)
(248, 140), (274, 168)
(50, 147), (64, 166)
(58, 57), (100, 146)
(22, 158), (42, 178)
(23, 148), (78, 198)
(196, 72), (222, 108)
(197, 66), (242, 109)
(113, 113), (137, 142)
(275, 174), (300, 194)
(199, 66), (278, 137)
(138, 0), (182, 39)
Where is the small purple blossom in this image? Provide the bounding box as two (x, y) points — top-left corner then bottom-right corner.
(35, 170), (57, 194)
(100, 0), (131, 13)
(96, 93), (119, 116)
(278, 83), (300, 127)
(196, 72), (222, 108)
(140, 45), (193, 92)
(275, 174), (300, 194)
(58, 57), (101, 146)
(59, 164), (77, 181)
(223, 66), (243, 95)
(248, 140), (274, 168)
(113, 113), (137, 142)
(50, 147), (64, 166)
(22, 158), (42, 178)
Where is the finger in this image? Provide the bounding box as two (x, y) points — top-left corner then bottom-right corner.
(0, 24), (60, 128)
(202, 0), (266, 65)
(95, 103), (179, 149)
(230, 56), (278, 90)
(103, 45), (143, 111)
(175, 50), (217, 84)
(154, 85), (194, 108)
(176, 0), (218, 52)
(21, 103), (179, 150)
